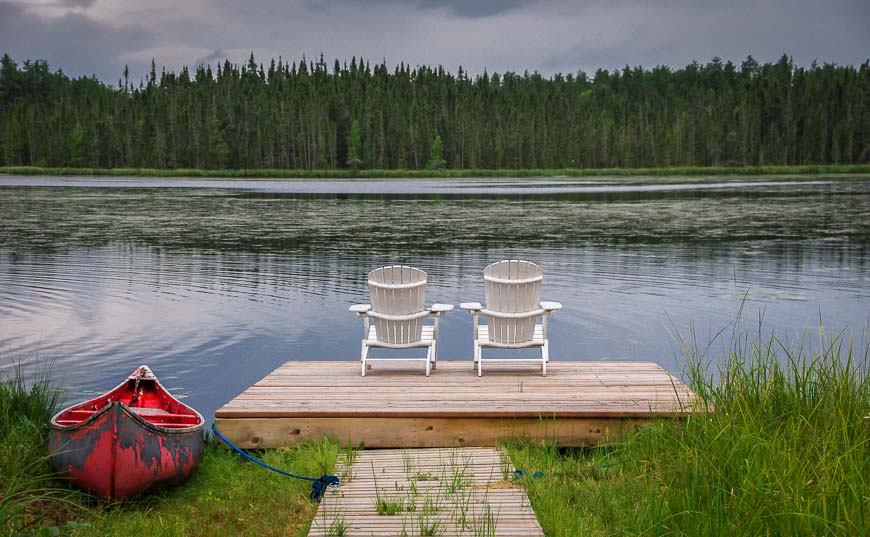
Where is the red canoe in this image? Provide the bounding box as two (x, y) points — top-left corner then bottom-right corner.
(48, 365), (204, 500)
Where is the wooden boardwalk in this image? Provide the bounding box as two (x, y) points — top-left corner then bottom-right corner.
(215, 360), (696, 448)
(308, 448), (543, 537)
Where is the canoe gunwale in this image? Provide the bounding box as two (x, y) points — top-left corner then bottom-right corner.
(49, 365), (205, 435)
(51, 401), (205, 436)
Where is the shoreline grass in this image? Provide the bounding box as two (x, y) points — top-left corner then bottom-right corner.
(508, 320), (870, 536)
(0, 361), (84, 536)
(1, 163), (869, 180)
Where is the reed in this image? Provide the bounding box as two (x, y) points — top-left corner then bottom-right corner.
(508, 319), (870, 536)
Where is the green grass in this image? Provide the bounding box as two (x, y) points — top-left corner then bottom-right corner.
(1, 164), (869, 179)
(0, 361), (85, 536)
(74, 440), (339, 537)
(507, 322), (870, 536)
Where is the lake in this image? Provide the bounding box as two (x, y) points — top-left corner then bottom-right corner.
(1, 175), (868, 419)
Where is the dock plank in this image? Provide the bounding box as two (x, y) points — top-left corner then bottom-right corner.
(215, 360), (696, 448)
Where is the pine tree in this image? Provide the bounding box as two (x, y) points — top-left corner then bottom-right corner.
(0, 54), (866, 171)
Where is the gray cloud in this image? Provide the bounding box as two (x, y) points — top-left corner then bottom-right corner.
(0, 1), (153, 81)
(64, 0), (97, 7)
(331, 0), (536, 18)
(195, 49), (229, 67)
(0, 0), (867, 83)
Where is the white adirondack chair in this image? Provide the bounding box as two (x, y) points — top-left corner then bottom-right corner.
(460, 260), (562, 376)
(350, 266), (453, 376)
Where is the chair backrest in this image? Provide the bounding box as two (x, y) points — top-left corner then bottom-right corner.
(484, 260), (543, 344)
(368, 266), (428, 345)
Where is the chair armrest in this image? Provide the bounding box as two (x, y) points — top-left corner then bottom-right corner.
(349, 304), (371, 314)
(460, 302), (482, 312)
(430, 303), (454, 313)
(540, 301), (562, 312)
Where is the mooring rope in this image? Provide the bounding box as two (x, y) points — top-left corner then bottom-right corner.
(512, 469), (546, 480)
(513, 458), (632, 480)
(211, 424), (340, 501)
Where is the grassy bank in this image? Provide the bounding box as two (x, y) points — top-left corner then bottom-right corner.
(0, 362), (341, 537)
(509, 324), (870, 536)
(0, 362), (82, 536)
(72, 441), (339, 537)
(1, 164), (869, 179)
(4, 320), (868, 536)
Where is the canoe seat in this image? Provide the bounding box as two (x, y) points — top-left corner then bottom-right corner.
(130, 407), (170, 415)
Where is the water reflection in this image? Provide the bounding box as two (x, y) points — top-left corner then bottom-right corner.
(0, 177), (868, 418)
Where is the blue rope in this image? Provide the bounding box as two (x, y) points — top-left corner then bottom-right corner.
(513, 459), (631, 480)
(513, 469), (545, 480)
(211, 424), (339, 501)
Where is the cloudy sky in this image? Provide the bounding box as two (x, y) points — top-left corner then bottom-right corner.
(1, 0), (868, 83)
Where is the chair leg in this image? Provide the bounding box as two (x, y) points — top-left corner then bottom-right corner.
(425, 346), (432, 377)
(477, 345), (483, 377)
(541, 341), (549, 377)
(361, 341), (368, 377)
(431, 340), (437, 370)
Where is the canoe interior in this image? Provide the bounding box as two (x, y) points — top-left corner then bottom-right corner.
(53, 367), (202, 430)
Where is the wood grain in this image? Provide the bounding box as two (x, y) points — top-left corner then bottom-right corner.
(214, 360), (696, 448)
(307, 447), (544, 537)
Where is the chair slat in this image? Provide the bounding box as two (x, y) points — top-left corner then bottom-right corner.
(368, 265), (427, 345)
(483, 260), (543, 344)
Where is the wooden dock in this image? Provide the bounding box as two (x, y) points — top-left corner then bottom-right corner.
(308, 447), (543, 537)
(215, 360), (695, 448)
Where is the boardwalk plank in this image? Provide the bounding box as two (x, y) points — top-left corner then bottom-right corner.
(308, 448), (543, 537)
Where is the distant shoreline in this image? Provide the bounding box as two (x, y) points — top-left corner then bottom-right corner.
(1, 164), (868, 180)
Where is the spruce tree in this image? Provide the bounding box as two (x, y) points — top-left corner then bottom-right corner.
(0, 54), (865, 170)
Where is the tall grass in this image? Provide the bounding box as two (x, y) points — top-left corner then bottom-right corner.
(1, 164), (868, 179)
(509, 319), (870, 536)
(0, 361), (83, 534)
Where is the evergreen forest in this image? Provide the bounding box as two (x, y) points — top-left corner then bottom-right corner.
(0, 53), (867, 170)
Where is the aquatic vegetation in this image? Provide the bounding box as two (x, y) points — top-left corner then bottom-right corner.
(1, 163), (869, 179)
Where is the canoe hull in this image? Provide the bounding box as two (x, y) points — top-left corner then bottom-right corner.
(49, 402), (203, 500)
(48, 366), (204, 500)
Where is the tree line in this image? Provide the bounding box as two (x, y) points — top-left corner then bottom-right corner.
(0, 53), (867, 170)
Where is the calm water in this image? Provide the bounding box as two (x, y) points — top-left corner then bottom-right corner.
(1, 176), (868, 418)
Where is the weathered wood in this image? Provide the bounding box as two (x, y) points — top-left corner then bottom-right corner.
(215, 360), (695, 448)
(214, 416), (645, 448)
(307, 448), (543, 537)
